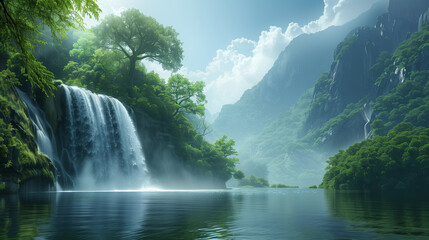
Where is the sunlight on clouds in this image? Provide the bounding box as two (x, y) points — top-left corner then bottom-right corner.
(303, 0), (379, 33)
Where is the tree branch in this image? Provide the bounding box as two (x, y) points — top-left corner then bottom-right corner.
(0, 0), (16, 27)
(117, 44), (130, 58)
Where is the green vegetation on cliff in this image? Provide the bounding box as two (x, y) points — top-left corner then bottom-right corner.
(371, 27), (429, 135)
(321, 123), (429, 190)
(0, 71), (54, 193)
(371, 71), (429, 135)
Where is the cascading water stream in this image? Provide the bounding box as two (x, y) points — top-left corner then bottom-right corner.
(362, 104), (373, 139)
(59, 85), (148, 190)
(16, 88), (66, 190)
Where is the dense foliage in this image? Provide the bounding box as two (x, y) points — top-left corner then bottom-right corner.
(0, 0), (100, 94)
(93, 8), (183, 85)
(371, 71), (429, 135)
(168, 74), (206, 117)
(322, 123), (429, 190)
(371, 27), (429, 135)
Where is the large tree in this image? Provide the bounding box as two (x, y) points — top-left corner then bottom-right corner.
(0, 0), (101, 94)
(94, 8), (183, 86)
(167, 74), (206, 117)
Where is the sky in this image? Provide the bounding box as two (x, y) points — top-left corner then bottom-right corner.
(89, 0), (382, 113)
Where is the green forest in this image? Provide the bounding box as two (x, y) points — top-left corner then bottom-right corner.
(322, 123), (429, 189)
(0, 0), (242, 191)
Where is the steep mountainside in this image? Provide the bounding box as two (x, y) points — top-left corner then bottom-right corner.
(320, 26), (429, 190)
(304, 0), (429, 151)
(210, 1), (388, 143)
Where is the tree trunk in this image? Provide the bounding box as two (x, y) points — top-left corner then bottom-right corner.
(128, 55), (137, 87)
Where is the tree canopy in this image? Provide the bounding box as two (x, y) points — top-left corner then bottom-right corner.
(0, 0), (101, 94)
(93, 8), (183, 85)
(167, 74), (206, 117)
(321, 123), (429, 190)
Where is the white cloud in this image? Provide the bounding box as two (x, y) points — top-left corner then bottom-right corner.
(143, 0), (381, 113)
(303, 0), (379, 33)
(190, 26), (292, 113)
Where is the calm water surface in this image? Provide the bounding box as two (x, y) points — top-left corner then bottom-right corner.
(1, 188), (429, 239)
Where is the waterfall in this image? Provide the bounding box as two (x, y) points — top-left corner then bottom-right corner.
(58, 85), (148, 190)
(362, 104), (373, 139)
(16, 88), (64, 190)
(16, 85), (149, 190)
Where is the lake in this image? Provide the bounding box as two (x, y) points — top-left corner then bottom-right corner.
(1, 188), (429, 239)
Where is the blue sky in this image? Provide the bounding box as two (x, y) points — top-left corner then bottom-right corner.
(91, 0), (384, 113)
(95, 0), (324, 70)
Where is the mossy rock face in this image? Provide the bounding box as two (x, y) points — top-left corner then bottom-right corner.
(0, 76), (55, 193)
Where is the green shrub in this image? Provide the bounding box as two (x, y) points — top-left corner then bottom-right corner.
(238, 175), (269, 188)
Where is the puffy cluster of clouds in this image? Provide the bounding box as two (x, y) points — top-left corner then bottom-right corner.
(146, 0), (381, 113)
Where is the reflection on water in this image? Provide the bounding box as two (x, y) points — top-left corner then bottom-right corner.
(1, 189), (429, 239)
(0, 194), (54, 239)
(325, 190), (429, 237)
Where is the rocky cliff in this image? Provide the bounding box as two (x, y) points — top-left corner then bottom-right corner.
(304, 0), (429, 150)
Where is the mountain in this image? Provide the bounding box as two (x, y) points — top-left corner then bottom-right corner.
(303, 0), (429, 151)
(222, 0), (429, 187)
(210, 1), (389, 144)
